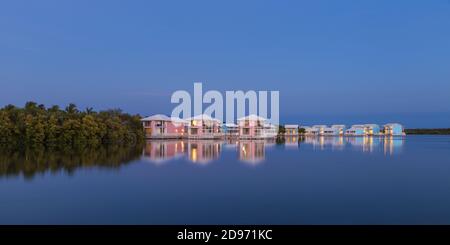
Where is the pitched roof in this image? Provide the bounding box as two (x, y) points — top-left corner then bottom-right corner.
(237, 114), (267, 121)
(141, 114), (171, 121)
(364, 124), (379, 127)
(223, 123), (238, 127)
(384, 123), (403, 127)
(140, 114), (189, 124)
(188, 114), (221, 122)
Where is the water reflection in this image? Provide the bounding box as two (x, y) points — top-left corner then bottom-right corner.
(384, 136), (405, 155)
(142, 136), (404, 164)
(0, 137), (405, 179)
(239, 140), (266, 164)
(143, 141), (186, 164)
(188, 140), (221, 164)
(0, 145), (143, 179)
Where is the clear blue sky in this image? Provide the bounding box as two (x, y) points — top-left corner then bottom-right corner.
(1, 0), (449, 127)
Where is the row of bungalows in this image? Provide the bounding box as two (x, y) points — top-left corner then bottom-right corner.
(141, 114), (278, 139)
(300, 123), (404, 136)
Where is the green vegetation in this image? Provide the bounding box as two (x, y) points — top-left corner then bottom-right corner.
(0, 102), (144, 149)
(405, 128), (450, 135)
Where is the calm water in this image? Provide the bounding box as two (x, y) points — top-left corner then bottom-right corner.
(1, 135), (450, 224)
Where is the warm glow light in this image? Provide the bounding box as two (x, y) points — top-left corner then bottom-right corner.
(191, 148), (197, 162)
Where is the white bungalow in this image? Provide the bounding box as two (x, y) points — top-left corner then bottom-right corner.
(303, 126), (319, 136)
(331, 125), (346, 135)
(345, 125), (366, 136)
(187, 114), (223, 139)
(141, 114), (188, 139)
(312, 125), (328, 135)
(285, 124), (299, 136)
(364, 124), (381, 136)
(384, 123), (405, 136)
(263, 123), (278, 138)
(321, 127), (340, 136)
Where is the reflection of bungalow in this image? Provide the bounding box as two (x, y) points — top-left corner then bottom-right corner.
(141, 114), (188, 139)
(187, 114), (223, 139)
(384, 123), (405, 136)
(237, 115), (277, 139)
(222, 123), (239, 138)
(284, 136), (299, 148)
(331, 125), (346, 135)
(187, 141), (221, 164)
(143, 140), (186, 164)
(239, 140), (265, 164)
(345, 125), (365, 136)
(364, 124), (381, 136)
(285, 125), (299, 136)
(384, 136), (404, 155)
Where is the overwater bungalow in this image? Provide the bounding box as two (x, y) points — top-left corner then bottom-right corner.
(263, 123), (278, 138)
(331, 125), (346, 135)
(364, 124), (381, 136)
(383, 123), (405, 136)
(284, 124), (299, 136)
(237, 115), (277, 139)
(312, 125), (327, 135)
(187, 114), (223, 139)
(141, 114), (188, 139)
(345, 125), (366, 136)
(303, 126), (319, 136)
(321, 127), (339, 136)
(222, 123), (239, 138)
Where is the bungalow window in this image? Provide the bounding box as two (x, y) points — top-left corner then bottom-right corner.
(243, 128), (250, 135)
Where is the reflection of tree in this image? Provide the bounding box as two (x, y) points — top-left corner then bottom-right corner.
(0, 144), (143, 180)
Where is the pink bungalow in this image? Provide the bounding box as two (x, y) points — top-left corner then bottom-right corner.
(141, 114), (188, 139)
(187, 114), (223, 139)
(237, 115), (277, 139)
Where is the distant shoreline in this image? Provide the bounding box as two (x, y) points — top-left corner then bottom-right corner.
(405, 128), (450, 135)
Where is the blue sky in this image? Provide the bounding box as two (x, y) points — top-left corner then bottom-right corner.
(1, 0), (449, 127)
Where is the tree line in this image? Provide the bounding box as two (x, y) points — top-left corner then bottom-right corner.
(405, 128), (450, 135)
(0, 102), (144, 149)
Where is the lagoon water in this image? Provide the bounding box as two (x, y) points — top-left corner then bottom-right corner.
(1, 135), (450, 224)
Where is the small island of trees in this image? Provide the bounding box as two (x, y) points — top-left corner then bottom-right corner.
(0, 102), (144, 149)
